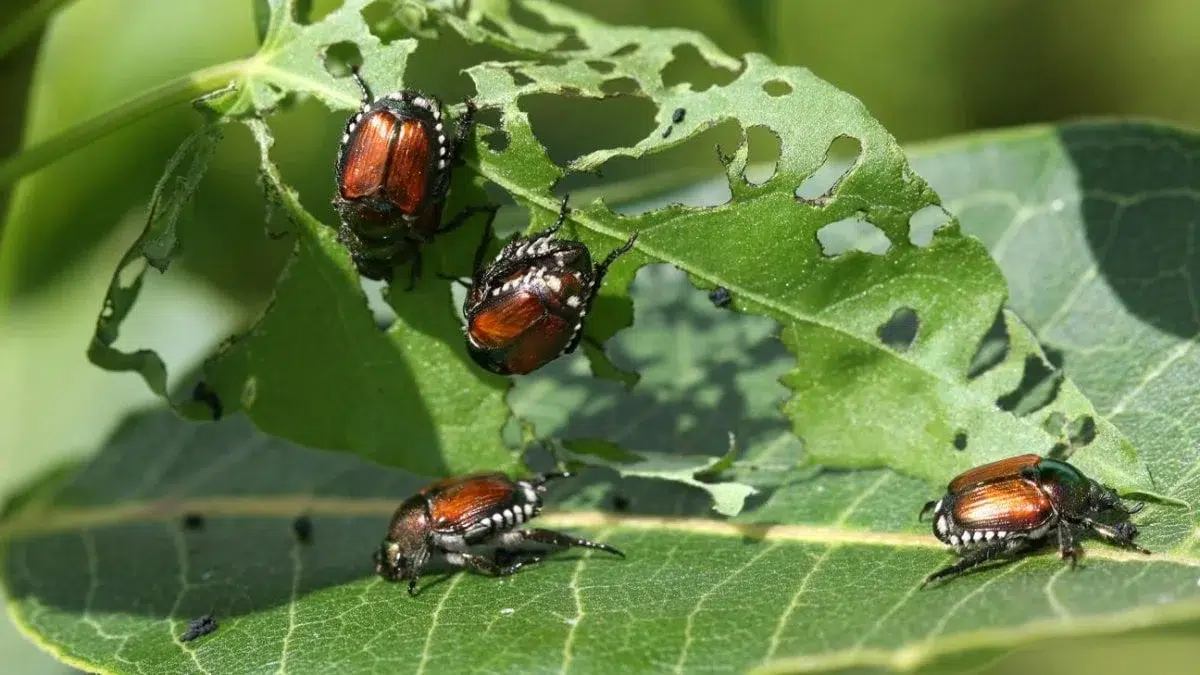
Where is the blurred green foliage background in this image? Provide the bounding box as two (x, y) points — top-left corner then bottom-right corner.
(1, 0), (1199, 672)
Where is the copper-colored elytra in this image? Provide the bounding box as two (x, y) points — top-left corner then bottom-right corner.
(383, 118), (431, 214)
(424, 472), (517, 529)
(470, 292), (546, 347)
(339, 114), (431, 215)
(947, 453), (1040, 493)
(501, 313), (572, 375)
(340, 113), (397, 200)
(952, 479), (1052, 531)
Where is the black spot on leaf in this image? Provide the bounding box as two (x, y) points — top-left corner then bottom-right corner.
(953, 430), (968, 451)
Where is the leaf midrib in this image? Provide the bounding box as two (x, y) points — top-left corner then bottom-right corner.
(0, 496), (1193, 566)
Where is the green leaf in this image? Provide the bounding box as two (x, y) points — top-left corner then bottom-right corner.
(85, 1), (1152, 497)
(458, 2), (1152, 494)
(4, 264), (1197, 674)
(85, 2), (515, 477)
(910, 119), (1200, 552)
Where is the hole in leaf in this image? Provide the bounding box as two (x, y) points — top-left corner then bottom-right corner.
(967, 310), (1009, 379)
(362, 279), (397, 331)
(403, 24), (513, 102)
(472, 107), (508, 153)
(295, 0), (320, 24)
(744, 125), (781, 186)
(587, 60), (615, 74)
(877, 307), (919, 351)
(795, 136), (862, 203)
(321, 42), (363, 79)
(556, 31), (587, 51)
(1047, 442), (1070, 460)
(662, 44), (737, 92)
(816, 212), (891, 256)
(511, 70), (535, 86)
(996, 354), (1064, 416)
(909, 205), (952, 247)
(953, 430), (968, 451)
(1042, 411), (1067, 437)
(562, 120), (742, 214)
(1043, 344), (1065, 370)
(601, 77), (638, 96)
(361, 0), (417, 44)
(524, 93), (657, 169)
(1068, 415), (1096, 447)
(610, 43), (638, 57)
(763, 79), (792, 97)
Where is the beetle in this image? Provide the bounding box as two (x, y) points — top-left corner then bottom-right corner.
(919, 453), (1148, 586)
(374, 471), (624, 595)
(333, 66), (493, 282)
(462, 195), (638, 375)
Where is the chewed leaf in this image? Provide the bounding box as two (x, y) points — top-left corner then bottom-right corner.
(86, 2), (1152, 508)
(565, 437), (757, 517)
(912, 120), (1200, 529)
(461, 12), (1153, 493)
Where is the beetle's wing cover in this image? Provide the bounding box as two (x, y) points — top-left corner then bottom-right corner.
(952, 479), (1054, 531)
(340, 113), (396, 200)
(947, 453), (1042, 493)
(382, 118), (433, 215)
(470, 291), (547, 347)
(425, 473), (520, 535)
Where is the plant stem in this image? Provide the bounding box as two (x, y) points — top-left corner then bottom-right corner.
(0, 59), (248, 188)
(0, 0), (77, 61)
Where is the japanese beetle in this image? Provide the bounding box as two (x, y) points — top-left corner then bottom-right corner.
(463, 196), (638, 375)
(333, 67), (490, 282)
(919, 453), (1148, 586)
(374, 471), (624, 595)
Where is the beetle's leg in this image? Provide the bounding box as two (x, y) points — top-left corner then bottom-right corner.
(458, 551), (541, 577)
(468, 205), (501, 279)
(405, 253), (422, 291)
(452, 99), (478, 160)
(517, 528), (626, 558)
(1079, 516), (1151, 554)
(437, 203), (500, 237)
(922, 538), (1030, 587)
(559, 229), (638, 355)
(594, 231), (639, 280)
(1057, 521), (1080, 567)
(918, 500), (937, 521)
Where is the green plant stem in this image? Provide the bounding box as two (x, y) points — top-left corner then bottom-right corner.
(0, 0), (77, 60)
(0, 59), (248, 188)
